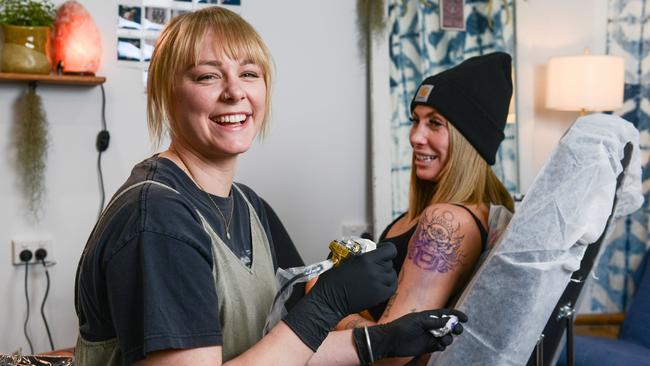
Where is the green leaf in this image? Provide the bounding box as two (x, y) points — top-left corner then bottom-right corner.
(0, 0), (55, 27)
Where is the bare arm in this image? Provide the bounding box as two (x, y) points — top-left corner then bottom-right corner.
(307, 329), (361, 366)
(373, 204), (484, 365)
(136, 321), (313, 366)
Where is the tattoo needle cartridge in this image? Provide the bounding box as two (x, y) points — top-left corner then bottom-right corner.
(429, 315), (459, 337)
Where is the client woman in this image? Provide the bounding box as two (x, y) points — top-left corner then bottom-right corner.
(310, 52), (515, 365)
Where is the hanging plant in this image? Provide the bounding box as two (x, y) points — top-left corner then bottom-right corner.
(13, 85), (49, 220)
(355, 0), (386, 63)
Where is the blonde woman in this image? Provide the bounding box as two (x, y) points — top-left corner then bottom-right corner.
(74, 7), (465, 366)
(319, 53), (515, 365)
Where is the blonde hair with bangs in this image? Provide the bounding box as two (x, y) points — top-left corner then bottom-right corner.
(146, 7), (273, 149)
(407, 123), (514, 221)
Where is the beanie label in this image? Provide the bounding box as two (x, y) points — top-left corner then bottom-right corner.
(414, 84), (434, 103)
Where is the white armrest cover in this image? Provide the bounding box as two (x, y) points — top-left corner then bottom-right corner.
(429, 113), (643, 365)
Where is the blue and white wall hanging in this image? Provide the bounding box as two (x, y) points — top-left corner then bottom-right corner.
(387, 0), (517, 218)
(586, 0), (650, 313)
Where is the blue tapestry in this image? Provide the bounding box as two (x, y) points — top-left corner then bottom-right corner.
(388, 0), (517, 217)
(587, 0), (650, 312)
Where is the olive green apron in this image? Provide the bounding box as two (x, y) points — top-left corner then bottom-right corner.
(75, 181), (277, 365)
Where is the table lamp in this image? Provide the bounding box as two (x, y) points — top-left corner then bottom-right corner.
(546, 49), (625, 115)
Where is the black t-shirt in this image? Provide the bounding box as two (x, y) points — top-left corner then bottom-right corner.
(75, 156), (278, 365)
(368, 213), (416, 321)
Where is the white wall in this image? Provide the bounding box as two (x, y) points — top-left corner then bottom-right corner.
(0, 0), (367, 353)
(515, 0), (609, 191)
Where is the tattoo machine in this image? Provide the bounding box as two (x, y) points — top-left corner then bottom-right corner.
(429, 314), (459, 337)
(263, 237), (377, 335)
(328, 238), (377, 266)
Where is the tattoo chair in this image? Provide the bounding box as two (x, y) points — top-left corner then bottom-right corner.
(427, 113), (643, 366)
(525, 142), (635, 366)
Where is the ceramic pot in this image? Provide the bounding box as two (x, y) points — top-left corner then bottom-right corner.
(1, 24), (51, 74)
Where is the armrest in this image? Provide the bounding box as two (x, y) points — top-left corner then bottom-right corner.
(575, 312), (625, 326)
(574, 312), (625, 339)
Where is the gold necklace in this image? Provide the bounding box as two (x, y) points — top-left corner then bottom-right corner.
(173, 150), (235, 240)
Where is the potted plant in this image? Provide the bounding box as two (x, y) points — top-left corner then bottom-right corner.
(0, 0), (56, 74)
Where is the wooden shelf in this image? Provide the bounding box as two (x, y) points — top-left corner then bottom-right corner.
(0, 72), (106, 85)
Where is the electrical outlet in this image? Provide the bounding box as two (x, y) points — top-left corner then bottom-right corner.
(11, 239), (52, 265)
(342, 223), (370, 238)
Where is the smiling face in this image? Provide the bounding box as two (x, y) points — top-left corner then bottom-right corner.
(170, 30), (267, 160)
(410, 104), (450, 181)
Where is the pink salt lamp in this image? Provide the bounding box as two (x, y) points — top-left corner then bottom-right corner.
(52, 1), (102, 75)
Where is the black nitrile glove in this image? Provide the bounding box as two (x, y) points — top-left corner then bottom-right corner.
(283, 242), (398, 351)
(352, 309), (468, 364)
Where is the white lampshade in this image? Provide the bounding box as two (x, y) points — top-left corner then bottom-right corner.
(546, 55), (625, 112)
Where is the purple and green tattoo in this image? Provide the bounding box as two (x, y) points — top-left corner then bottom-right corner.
(407, 208), (465, 272)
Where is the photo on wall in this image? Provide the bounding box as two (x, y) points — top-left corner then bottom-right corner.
(144, 6), (167, 31)
(143, 38), (156, 62)
(115, 0), (243, 84)
(118, 5), (142, 29)
(171, 8), (189, 18)
(117, 37), (142, 61)
(440, 0), (465, 30)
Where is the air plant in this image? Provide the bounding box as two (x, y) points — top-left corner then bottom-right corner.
(13, 84), (49, 220)
(355, 0), (387, 62)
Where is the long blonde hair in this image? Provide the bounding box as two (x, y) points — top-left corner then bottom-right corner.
(146, 7), (273, 149)
(407, 123), (514, 220)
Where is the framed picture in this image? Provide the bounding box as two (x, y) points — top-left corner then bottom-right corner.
(142, 38), (156, 62)
(117, 37), (142, 61)
(144, 7), (167, 31)
(118, 5), (142, 30)
(171, 8), (189, 18)
(440, 0), (465, 31)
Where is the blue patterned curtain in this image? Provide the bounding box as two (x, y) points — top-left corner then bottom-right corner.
(388, 0), (517, 218)
(587, 0), (650, 312)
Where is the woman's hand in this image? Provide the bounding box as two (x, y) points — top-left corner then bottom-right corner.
(353, 309), (467, 365)
(283, 243), (398, 351)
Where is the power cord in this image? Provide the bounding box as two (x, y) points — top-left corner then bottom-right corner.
(35, 249), (55, 351)
(96, 84), (110, 219)
(20, 249), (34, 355)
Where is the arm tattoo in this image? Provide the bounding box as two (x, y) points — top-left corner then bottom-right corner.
(383, 270), (404, 317)
(384, 292), (397, 316)
(407, 208), (465, 272)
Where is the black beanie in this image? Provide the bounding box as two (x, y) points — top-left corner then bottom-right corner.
(410, 52), (513, 165)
